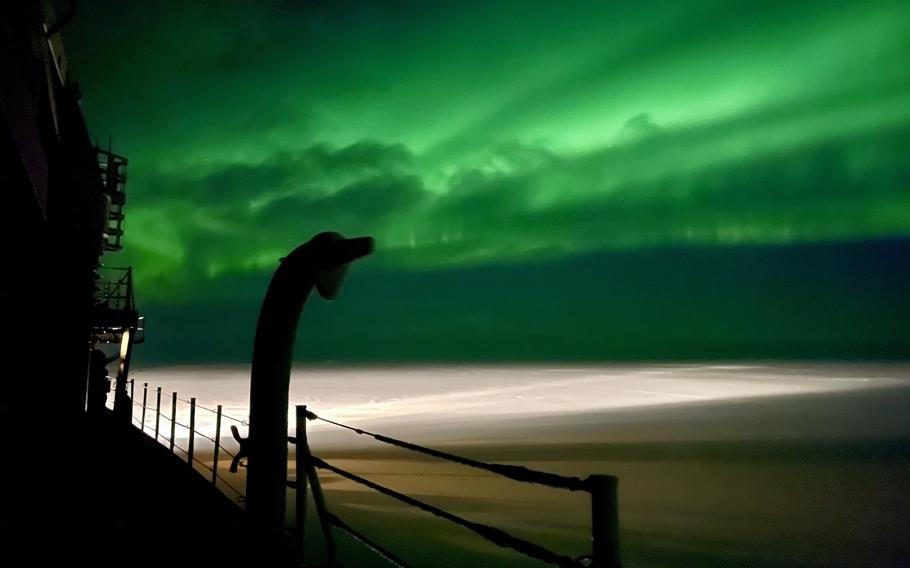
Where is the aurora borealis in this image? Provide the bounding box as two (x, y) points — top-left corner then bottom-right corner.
(66, 0), (910, 363)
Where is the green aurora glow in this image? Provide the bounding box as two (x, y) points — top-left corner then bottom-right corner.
(66, 0), (910, 362)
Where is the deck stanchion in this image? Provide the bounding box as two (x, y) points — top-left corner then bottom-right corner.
(188, 397), (196, 466)
(154, 386), (162, 439)
(590, 474), (620, 568)
(301, 410), (336, 564)
(212, 404), (222, 484)
(140, 383), (148, 431)
(295, 405), (310, 553)
(170, 392), (177, 451)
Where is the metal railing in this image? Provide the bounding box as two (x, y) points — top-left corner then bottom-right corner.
(125, 382), (246, 501)
(95, 266), (134, 312)
(96, 146), (128, 252)
(290, 405), (620, 568)
(116, 384), (621, 567)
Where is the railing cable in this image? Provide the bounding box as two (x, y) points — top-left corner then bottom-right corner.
(130, 400), (244, 499)
(309, 412), (588, 492)
(138, 405), (240, 459)
(325, 511), (413, 568)
(174, 396), (248, 425)
(312, 456), (581, 568)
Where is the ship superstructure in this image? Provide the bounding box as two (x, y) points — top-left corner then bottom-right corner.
(1, 3), (257, 565)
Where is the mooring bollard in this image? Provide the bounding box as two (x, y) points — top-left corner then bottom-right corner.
(188, 397), (196, 466)
(295, 405), (310, 552)
(154, 386), (162, 439)
(589, 474), (620, 568)
(212, 404), (222, 484)
(170, 392), (177, 451)
(141, 383), (148, 431)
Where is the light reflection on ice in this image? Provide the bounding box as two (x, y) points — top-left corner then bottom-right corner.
(119, 363), (909, 441)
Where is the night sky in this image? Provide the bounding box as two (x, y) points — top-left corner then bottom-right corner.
(66, 0), (910, 364)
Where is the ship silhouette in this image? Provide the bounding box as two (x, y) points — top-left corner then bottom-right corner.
(1, 3), (265, 565)
(0, 4), (620, 567)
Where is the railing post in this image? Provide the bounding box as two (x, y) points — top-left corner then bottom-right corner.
(129, 379), (135, 423)
(212, 404), (222, 484)
(188, 397), (196, 466)
(154, 386), (162, 439)
(141, 383), (148, 431)
(589, 474), (620, 568)
(301, 412), (336, 565)
(295, 405), (309, 553)
(169, 392), (177, 451)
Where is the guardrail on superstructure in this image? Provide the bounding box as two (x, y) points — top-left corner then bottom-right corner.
(117, 382), (622, 568)
(95, 266), (134, 312)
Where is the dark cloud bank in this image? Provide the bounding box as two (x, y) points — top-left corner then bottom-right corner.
(138, 238), (910, 365)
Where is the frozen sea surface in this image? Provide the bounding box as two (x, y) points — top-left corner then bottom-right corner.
(123, 363), (910, 567)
